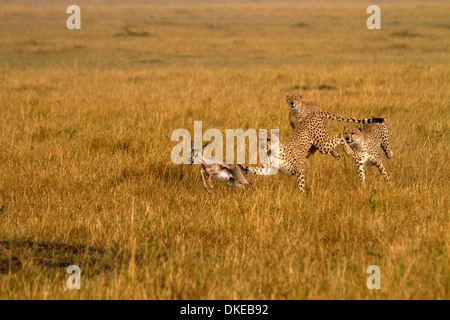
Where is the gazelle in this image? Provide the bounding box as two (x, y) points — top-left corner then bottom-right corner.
(189, 141), (251, 193)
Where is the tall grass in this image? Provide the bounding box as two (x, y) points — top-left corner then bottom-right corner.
(0, 1), (448, 299)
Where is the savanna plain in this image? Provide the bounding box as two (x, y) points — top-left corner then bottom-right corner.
(0, 0), (448, 299)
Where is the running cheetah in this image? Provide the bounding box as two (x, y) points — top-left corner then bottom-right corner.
(341, 123), (393, 187)
(241, 111), (385, 191)
(286, 93), (340, 160)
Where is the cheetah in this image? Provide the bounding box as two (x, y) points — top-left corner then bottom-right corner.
(241, 111), (385, 191)
(286, 93), (341, 160)
(287, 93), (321, 129)
(341, 123), (393, 187)
(189, 141), (251, 193)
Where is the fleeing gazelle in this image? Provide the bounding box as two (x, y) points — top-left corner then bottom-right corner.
(189, 141), (251, 193)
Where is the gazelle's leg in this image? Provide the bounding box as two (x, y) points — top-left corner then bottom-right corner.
(200, 169), (211, 193)
(208, 172), (214, 190)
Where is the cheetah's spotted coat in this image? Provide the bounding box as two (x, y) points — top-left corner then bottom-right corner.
(341, 123), (393, 187)
(242, 110), (386, 191)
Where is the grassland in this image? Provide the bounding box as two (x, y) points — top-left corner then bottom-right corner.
(0, 0), (448, 299)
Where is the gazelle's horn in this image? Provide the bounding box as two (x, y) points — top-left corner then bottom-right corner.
(202, 141), (211, 150)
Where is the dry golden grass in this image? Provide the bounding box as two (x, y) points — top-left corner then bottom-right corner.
(0, 1), (448, 299)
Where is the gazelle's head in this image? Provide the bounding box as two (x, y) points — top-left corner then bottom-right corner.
(189, 141), (210, 165)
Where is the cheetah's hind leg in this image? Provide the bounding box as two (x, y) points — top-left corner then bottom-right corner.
(374, 159), (391, 184)
(305, 146), (318, 159)
(381, 143), (393, 159)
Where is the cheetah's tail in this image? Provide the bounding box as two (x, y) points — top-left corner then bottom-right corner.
(318, 111), (385, 124)
(238, 164), (249, 173)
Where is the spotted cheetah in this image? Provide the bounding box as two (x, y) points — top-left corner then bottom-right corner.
(286, 93), (341, 160)
(341, 123), (393, 187)
(241, 111), (385, 191)
(287, 93), (321, 129)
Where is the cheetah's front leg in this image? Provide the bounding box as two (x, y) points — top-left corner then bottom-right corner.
(316, 133), (344, 157)
(357, 162), (366, 187)
(330, 150), (341, 160)
(340, 139), (356, 160)
(294, 163), (305, 192)
(340, 141), (365, 187)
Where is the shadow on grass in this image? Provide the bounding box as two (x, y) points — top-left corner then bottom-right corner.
(0, 240), (129, 275)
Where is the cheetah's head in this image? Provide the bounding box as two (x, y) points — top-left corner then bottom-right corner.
(286, 93), (303, 109)
(343, 126), (363, 146)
